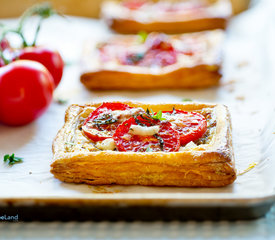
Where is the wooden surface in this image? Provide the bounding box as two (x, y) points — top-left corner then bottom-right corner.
(0, 0), (104, 18)
(0, 0), (251, 18)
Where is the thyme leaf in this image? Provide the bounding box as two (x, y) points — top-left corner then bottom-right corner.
(126, 53), (144, 64)
(146, 146), (152, 152)
(3, 154), (23, 166)
(146, 108), (166, 121)
(172, 107), (176, 114)
(55, 98), (68, 105)
(152, 110), (166, 121)
(154, 134), (164, 151)
(134, 115), (147, 126)
(182, 98), (192, 102)
(93, 114), (117, 125)
(137, 31), (148, 43)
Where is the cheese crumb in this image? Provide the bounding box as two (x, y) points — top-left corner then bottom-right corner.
(111, 107), (145, 123)
(96, 138), (116, 151)
(129, 125), (159, 136)
(179, 141), (197, 151)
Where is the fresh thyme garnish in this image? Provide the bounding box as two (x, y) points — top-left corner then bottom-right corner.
(146, 146), (153, 152)
(93, 114), (117, 126)
(55, 98), (68, 105)
(133, 110), (165, 151)
(134, 115), (148, 126)
(126, 53), (144, 64)
(182, 98), (192, 102)
(172, 107), (176, 114)
(152, 110), (166, 121)
(137, 31), (148, 43)
(146, 108), (166, 121)
(3, 154), (23, 166)
(154, 134), (164, 151)
(95, 123), (104, 131)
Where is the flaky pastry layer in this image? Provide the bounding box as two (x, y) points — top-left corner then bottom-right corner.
(101, 0), (232, 34)
(51, 101), (236, 187)
(80, 30), (223, 90)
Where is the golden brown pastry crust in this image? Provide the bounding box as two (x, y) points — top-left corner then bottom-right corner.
(80, 31), (223, 90)
(101, 0), (232, 34)
(51, 101), (236, 187)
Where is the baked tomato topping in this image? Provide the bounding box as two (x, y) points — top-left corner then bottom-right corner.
(157, 2), (205, 13)
(82, 103), (207, 151)
(120, 34), (177, 67)
(113, 115), (180, 152)
(162, 109), (207, 145)
(122, 0), (147, 10)
(82, 102), (144, 142)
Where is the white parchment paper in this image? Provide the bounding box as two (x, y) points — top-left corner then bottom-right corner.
(0, 0), (274, 205)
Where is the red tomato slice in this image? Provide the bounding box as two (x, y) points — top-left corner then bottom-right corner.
(82, 102), (134, 142)
(140, 49), (177, 67)
(113, 115), (180, 152)
(147, 35), (175, 52)
(119, 46), (177, 67)
(119, 34), (178, 67)
(122, 0), (146, 9)
(162, 110), (207, 145)
(159, 2), (205, 13)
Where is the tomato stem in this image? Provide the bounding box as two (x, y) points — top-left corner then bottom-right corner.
(32, 18), (43, 47)
(19, 3), (57, 46)
(0, 3), (61, 49)
(0, 50), (9, 65)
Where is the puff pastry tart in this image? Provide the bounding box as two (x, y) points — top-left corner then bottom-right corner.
(51, 101), (236, 187)
(80, 30), (223, 90)
(101, 0), (232, 34)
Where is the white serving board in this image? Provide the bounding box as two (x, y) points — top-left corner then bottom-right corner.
(0, 0), (274, 208)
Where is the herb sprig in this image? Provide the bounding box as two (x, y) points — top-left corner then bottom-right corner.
(154, 134), (164, 151)
(0, 3), (62, 49)
(146, 109), (166, 121)
(93, 114), (117, 125)
(134, 110), (165, 151)
(146, 146), (152, 152)
(55, 98), (68, 105)
(137, 31), (148, 43)
(152, 110), (166, 121)
(182, 98), (192, 102)
(3, 154), (23, 166)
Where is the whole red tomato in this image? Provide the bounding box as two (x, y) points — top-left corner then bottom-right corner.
(17, 47), (64, 88)
(0, 60), (54, 126)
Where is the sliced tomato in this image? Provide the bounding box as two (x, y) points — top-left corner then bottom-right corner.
(122, 0), (146, 9)
(119, 46), (177, 67)
(118, 33), (178, 67)
(113, 115), (180, 152)
(146, 35), (175, 52)
(140, 49), (177, 67)
(159, 2), (205, 13)
(82, 102), (133, 142)
(162, 109), (207, 145)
